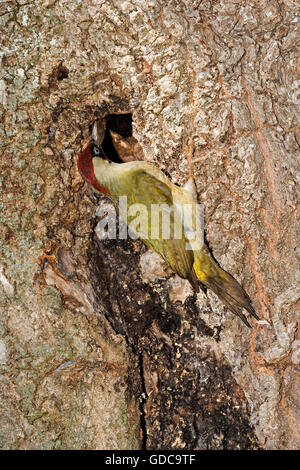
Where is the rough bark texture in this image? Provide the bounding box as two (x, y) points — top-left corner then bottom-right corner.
(0, 0), (299, 450)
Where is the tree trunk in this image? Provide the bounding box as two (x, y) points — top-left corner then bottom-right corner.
(0, 0), (299, 450)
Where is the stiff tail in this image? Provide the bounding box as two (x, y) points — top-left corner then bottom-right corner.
(194, 247), (259, 327)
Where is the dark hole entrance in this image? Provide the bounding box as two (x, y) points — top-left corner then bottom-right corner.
(101, 113), (133, 164)
(105, 113), (132, 138)
(48, 63), (69, 86)
(56, 65), (69, 81)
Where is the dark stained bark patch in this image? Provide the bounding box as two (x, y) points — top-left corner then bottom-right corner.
(88, 203), (260, 449)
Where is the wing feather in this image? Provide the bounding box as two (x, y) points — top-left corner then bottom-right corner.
(125, 170), (198, 291)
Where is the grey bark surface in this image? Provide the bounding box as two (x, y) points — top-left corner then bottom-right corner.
(0, 0), (299, 449)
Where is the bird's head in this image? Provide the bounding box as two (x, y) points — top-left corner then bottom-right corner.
(77, 120), (109, 194)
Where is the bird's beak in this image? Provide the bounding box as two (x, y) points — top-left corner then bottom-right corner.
(91, 120), (105, 148)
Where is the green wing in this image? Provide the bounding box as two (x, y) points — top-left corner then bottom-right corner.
(124, 170), (199, 292)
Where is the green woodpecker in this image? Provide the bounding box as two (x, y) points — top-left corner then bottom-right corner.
(78, 121), (259, 327)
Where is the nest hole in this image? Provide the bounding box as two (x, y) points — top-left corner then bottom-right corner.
(101, 113), (133, 163)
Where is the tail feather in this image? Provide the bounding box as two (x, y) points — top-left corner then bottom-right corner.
(203, 269), (259, 328)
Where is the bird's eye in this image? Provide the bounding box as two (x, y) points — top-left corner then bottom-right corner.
(93, 146), (101, 156)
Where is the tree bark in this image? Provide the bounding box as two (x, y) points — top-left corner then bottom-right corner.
(0, 0), (299, 450)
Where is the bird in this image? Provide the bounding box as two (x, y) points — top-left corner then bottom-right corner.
(77, 120), (259, 327)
